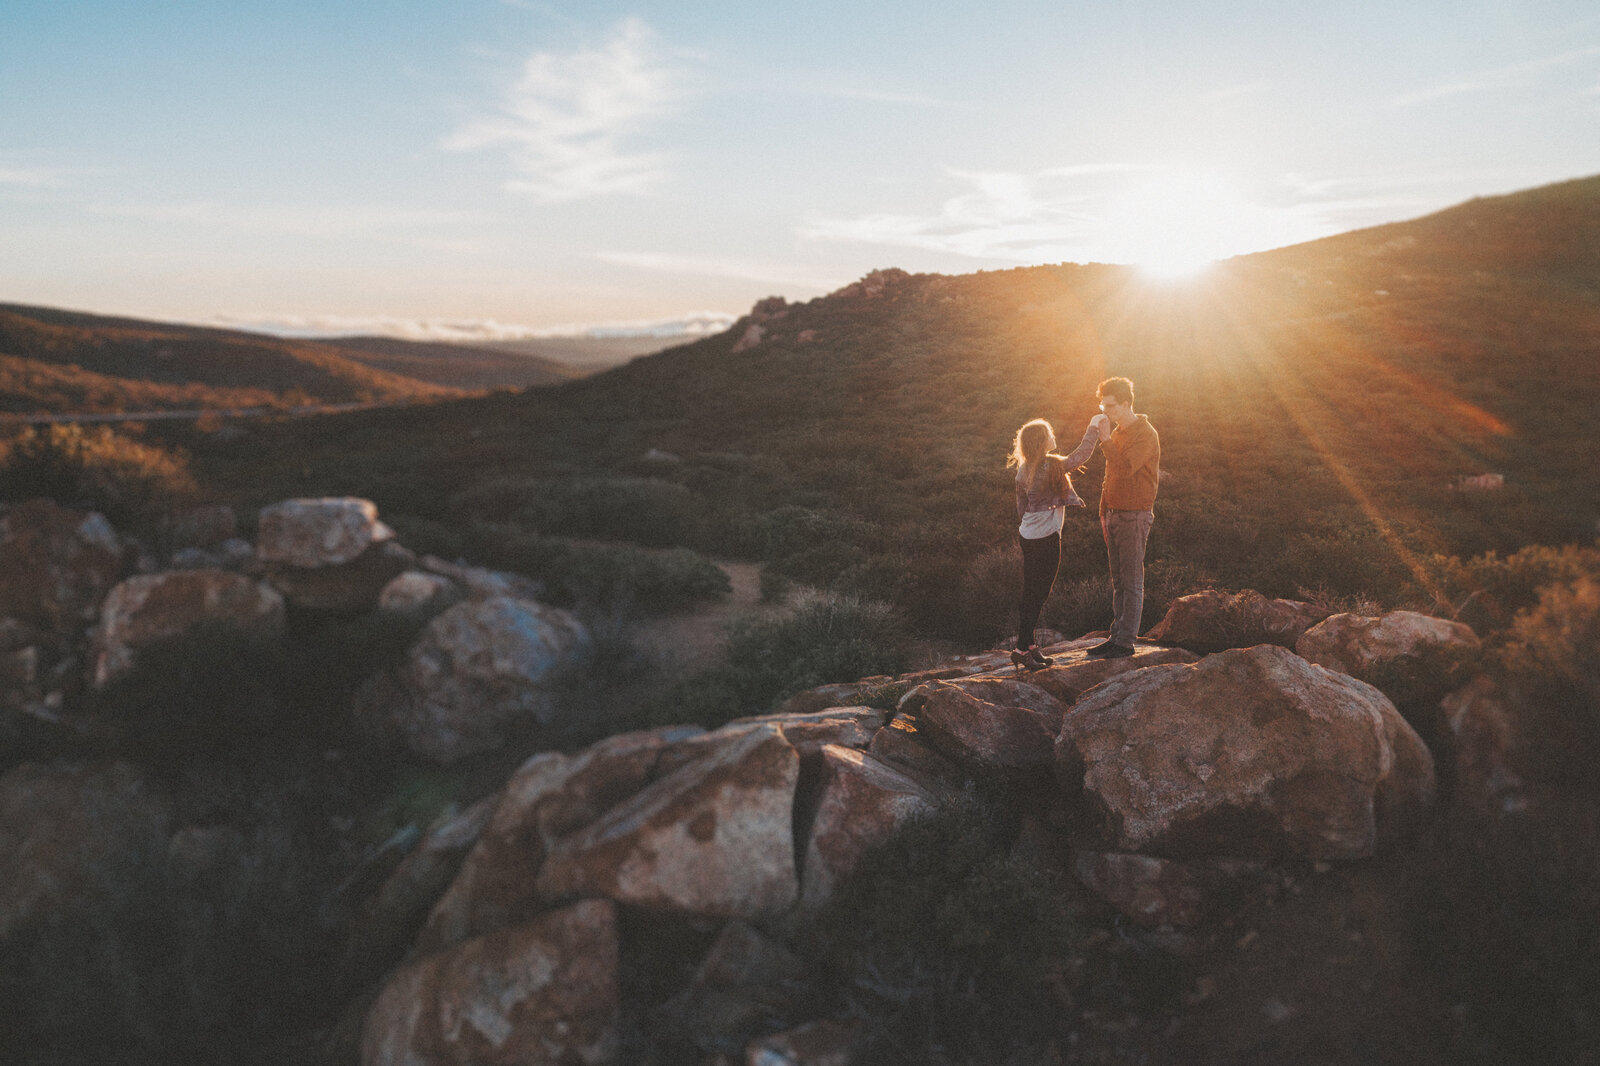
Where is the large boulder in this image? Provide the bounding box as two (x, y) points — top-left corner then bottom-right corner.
(1022, 645), (1201, 706)
(897, 677), (1068, 782)
(0, 761), (172, 943)
(1145, 590), (1333, 653)
(377, 571), (465, 618)
(353, 595), (590, 764)
(534, 723), (801, 918)
(419, 724), (703, 952)
(731, 707), (887, 756)
(799, 744), (938, 909)
(1295, 610), (1481, 681)
(0, 499), (122, 635)
(91, 569), (287, 685)
(1056, 644), (1435, 860)
(256, 497), (412, 611)
(361, 898), (619, 1066)
(256, 497), (394, 567)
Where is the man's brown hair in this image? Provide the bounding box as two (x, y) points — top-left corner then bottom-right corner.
(1096, 376), (1134, 406)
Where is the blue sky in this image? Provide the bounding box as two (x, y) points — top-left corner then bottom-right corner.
(3, 0), (1598, 339)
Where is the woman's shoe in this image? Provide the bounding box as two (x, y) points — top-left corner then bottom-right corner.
(1027, 646), (1053, 667)
(1010, 648), (1043, 672)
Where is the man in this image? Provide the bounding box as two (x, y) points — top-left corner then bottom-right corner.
(1085, 376), (1159, 658)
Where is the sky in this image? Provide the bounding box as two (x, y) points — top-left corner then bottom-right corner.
(2, 1), (1598, 341)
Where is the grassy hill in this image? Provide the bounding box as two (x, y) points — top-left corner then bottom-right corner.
(136, 176), (1600, 643)
(0, 304), (475, 412)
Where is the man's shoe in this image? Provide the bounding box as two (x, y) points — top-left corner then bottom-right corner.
(1085, 639), (1118, 657)
(1099, 642), (1135, 658)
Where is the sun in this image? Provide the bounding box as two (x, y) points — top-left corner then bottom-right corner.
(1104, 169), (1261, 279)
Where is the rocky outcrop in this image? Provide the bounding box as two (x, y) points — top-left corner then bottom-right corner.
(0, 761), (172, 943)
(91, 569), (286, 685)
(257, 497), (412, 611)
(257, 497), (395, 568)
(361, 899), (619, 1066)
(1295, 610), (1481, 681)
(420, 725), (703, 951)
(799, 744), (938, 909)
(1145, 590), (1333, 653)
(898, 676), (1067, 782)
(535, 724), (800, 918)
(1022, 646), (1201, 705)
(353, 595), (590, 764)
(731, 706), (886, 755)
(0, 499), (122, 634)
(898, 647), (1197, 784)
(1056, 644), (1435, 860)
(378, 571), (465, 618)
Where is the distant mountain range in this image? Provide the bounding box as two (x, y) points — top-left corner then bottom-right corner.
(0, 304), (675, 416)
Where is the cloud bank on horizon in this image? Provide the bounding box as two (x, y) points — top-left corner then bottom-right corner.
(1, 1), (1598, 338)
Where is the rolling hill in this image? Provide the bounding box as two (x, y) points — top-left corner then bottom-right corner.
(99, 176), (1600, 640)
(0, 304), (647, 414)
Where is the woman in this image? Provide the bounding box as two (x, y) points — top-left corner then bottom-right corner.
(1008, 416), (1106, 670)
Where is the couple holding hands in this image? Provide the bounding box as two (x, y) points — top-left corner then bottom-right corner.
(1008, 376), (1160, 670)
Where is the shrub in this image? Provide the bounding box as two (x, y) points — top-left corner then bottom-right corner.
(0, 797), (353, 1066)
(460, 524), (731, 615)
(452, 476), (709, 548)
(0, 424), (197, 528)
(1491, 576), (1600, 786)
(802, 801), (1113, 1065)
(88, 623), (290, 771)
(1417, 543), (1600, 633)
(643, 592), (910, 730)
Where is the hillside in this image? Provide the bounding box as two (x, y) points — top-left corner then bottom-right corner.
(175, 176), (1600, 644)
(0, 304), (468, 412)
(314, 335), (584, 390)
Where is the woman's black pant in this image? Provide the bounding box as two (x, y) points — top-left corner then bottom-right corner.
(1017, 531), (1061, 648)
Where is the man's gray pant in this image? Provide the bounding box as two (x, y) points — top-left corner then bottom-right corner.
(1101, 509), (1154, 647)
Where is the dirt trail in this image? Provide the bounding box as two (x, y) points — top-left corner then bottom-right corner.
(630, 561), (789, 675)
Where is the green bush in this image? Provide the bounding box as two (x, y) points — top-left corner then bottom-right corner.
(0, 800), (353, 1066)
(643, 592), (910, 729)
(1417, 543), (1600, 633)
(88, 623), (290, 771)
(452, 475), (709, 548)
(0, 424), (197, 528)
(459, 523), (731, 615)
(802, 802), (1093, 1064)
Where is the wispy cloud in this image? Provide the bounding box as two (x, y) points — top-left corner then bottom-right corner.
(198, 311), (736, 342)
(799, 166), (1420, 266)
(87, 200), (478, 239)
(1389, 46), (1600, 107)
(446, 18), (688, 201)
(799, 166), (1145, 262)
(592, 250), (838, 290)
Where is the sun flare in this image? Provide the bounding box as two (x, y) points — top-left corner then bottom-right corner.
(1106, 170), (1276, 280)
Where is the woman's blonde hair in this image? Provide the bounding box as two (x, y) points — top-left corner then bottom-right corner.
(1008, 418), (1056, 477)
